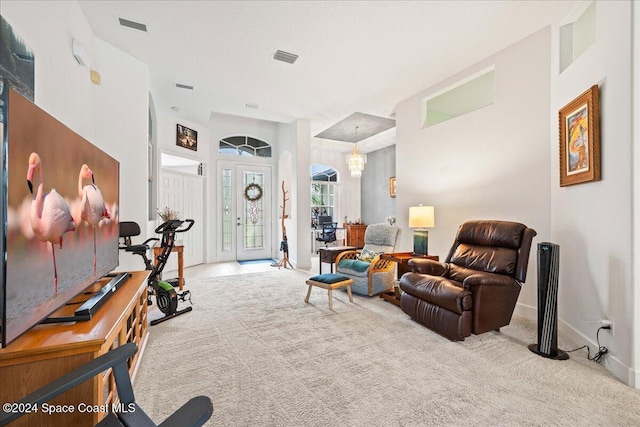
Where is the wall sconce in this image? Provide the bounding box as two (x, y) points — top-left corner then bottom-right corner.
(408, 205), (435, 256)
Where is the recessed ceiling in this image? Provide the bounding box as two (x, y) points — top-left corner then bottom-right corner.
(315, 112), (395, 143)
(78, 1), (577, 152)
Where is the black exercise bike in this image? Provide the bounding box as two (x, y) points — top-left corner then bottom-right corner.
(119, 219), (195, 325)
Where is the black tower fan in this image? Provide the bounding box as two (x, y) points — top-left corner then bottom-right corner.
(528, 242), (569, 360)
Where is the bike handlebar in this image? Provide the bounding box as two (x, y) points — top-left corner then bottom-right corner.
(155, 219), (195, 234)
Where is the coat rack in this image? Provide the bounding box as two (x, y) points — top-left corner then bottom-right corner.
(272, 180), (294, 269)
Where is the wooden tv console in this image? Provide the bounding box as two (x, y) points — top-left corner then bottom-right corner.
(0, 271), (150, 426)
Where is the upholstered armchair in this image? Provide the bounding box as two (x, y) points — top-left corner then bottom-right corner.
(400, 220), (536, 341)
(335, 223), (400, 296)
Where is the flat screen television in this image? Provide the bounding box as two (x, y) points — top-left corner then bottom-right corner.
(1, 88), (120, 347)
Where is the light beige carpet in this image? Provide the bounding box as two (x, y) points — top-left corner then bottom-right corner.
(134, 268), (640, 426)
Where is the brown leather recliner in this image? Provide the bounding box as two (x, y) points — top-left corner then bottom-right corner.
(400, 220), (536, 341)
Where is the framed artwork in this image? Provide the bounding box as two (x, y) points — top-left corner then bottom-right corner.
(0, 16), (36, 124)
(559, 85), (600, 187)
(176, 124), (197, 151)
(389, 177), (396, 198)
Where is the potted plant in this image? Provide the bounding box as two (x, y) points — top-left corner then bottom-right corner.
(158, 206), (179, 222)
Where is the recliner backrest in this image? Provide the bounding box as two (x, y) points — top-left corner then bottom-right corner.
(362, 223), (399, 254)
(445, 220), (536, 282)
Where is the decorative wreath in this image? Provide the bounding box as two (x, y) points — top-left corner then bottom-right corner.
(244, 183), (263, 202)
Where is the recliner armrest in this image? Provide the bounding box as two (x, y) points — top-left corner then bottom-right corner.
(369, 256), (394, 274)
(335, 250), (360, 265)
(408, 258), (447, 276)
(462, 272), (518, 288)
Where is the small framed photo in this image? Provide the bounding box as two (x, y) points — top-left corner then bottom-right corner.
(176, 124), (197, 151)
(559, 85), (600, 187)
(389, 177), (396, 198)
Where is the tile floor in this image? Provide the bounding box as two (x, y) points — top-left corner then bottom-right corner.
(166, 256), (321, 280)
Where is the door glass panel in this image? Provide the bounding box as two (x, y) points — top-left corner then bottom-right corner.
(222, 169), (232, 252)
(243, 172), (265, 250)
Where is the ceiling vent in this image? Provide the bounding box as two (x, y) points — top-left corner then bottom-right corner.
(118, 18), (147, 32)
(273, 50), (298, 64)
(175, 83), (194, 91)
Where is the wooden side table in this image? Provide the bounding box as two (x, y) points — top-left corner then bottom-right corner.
(318, 246), (357, 274)
(0, 271), (150, 426)
(380, 252), (440, 280)
(153, 245), (184, 290)
(379, 252), (439, 306)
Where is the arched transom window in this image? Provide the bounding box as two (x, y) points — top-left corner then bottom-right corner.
(219, 136), (272, 157)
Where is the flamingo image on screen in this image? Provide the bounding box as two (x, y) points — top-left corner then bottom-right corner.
(2, 88), (120, 348)
(78, 164), (111, 273)
(26, 152), (76, 294)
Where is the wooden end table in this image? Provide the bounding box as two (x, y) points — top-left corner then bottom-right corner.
(318, 246), (357, 274)
(379, 252), (439, 306)
(153, 245), (184, 290)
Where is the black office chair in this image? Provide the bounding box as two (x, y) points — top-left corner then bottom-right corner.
(0, 343), (213, 427)
(316, 222), (337, 252)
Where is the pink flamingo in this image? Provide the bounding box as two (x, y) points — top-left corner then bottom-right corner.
(78, 164), (110, 273)
(26, 152), (76, 294)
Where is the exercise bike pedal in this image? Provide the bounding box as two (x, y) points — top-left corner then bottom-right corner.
(178, 290), (192, 304)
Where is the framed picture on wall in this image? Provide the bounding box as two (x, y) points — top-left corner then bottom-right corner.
(176, 124), (197, 151)
(559, 85), (600, 187)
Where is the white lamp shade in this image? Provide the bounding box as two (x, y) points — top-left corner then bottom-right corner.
(408, 205), (435, 228)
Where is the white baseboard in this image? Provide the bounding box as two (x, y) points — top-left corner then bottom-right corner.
(630, 367), (640, 389)
(514, 303), (636, 388)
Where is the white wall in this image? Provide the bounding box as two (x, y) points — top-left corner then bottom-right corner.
(277, 120), (311, 269)
(361, 145), (396, 225)
(2, 2), (150, 274)
(633, 0), (640, 390)
(395, 28), (552, 309)
(2, 2), (95, 141)
(93, 38), (149, 272)
(550, 1), (634, 384)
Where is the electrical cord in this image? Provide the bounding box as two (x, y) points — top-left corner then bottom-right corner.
(562, 326), (610, 363)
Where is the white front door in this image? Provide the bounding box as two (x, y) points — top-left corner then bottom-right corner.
(218, 162), (272, 262)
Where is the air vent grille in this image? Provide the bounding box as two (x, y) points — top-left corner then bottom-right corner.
(273, 50), (298, 64)
(176, 83), (194, 91)
(118, 18), (147, 32)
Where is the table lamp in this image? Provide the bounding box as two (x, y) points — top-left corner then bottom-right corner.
(409, 205), (435, 256)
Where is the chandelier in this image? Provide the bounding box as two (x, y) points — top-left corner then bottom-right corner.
(346, 126), (367, 178)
